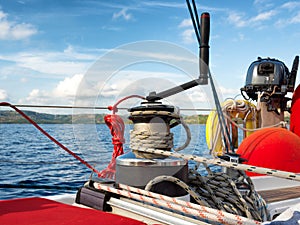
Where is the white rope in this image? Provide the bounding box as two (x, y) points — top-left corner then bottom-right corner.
(93, 182), (261, 225)
(135, 148), (300, 182)
(144, 175), (210, 207)
(208, 99), (256, 156)
(144, 174), (267, 221)
(174, 116), (191, 151)
(118, 183), (261, 225)
(224, 114), (287, 131)
(208, 98), (288, 156)
(130, 110), (191, 159)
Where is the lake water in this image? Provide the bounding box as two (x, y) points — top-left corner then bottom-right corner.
(0, 123), (212, 200)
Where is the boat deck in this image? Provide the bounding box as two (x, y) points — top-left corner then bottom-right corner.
(0, 197), (148, 225)
(258, 186), (300, 203)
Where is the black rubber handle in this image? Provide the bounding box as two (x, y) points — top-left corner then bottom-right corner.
(199, 12), (210, 84)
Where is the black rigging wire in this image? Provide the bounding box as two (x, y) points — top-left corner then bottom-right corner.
(191, 0), (201, 38)
(1, 104), (213, 112)
(185, 0), (234, 153)
(186, 0), (201, 45)
(208, 71), (234, 152)
(14, 104), (111, 110)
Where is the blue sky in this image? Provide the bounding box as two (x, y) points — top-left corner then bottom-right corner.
(0, 0), (300, 113)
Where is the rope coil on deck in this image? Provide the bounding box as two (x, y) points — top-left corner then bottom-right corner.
(143, 172), (267, 221)
(116, 147), (300, 222)
(189, 170), (267, 221)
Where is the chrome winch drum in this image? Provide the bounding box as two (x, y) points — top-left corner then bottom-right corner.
(116, 152), (188, 197)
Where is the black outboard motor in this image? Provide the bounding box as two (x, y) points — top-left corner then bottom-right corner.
(241, 56), (299, 112)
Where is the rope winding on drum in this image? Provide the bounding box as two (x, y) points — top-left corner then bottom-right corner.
(128, 103), (191, 159)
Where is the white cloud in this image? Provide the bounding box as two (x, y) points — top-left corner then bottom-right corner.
(12, 42), (204, 110)
(229, 2), (300, 29)
(23, 74), (84, 106)
(0, 10), (37, 40)
(141, 1), (185, 9)
(253, 0), (274, 10)
(113, 8), (133, 21)
(227, 10), (276, 28)
(181, 29), (196, 44)
(0, 45), (100, 77)
(281, 1), (300, 10)
(250, 10), (277, 23)
(227, 12), (247, 27)
(290, 12), (300, 24)
(24, 89), (54, 106)
(20, 57), (86, 76)
(53, 74), (83, 97)
(275, 11), (300, 27)
(18, 69), (222, 113)
(178, 19), (192, 28)
(27, 89), (44, 99)
(0, 89), (8, 100)
(178, 19), (196, 44)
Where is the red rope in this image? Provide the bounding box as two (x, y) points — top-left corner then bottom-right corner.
(98, 95), (145, 179)
(97, 114), (125, 179)
(1, 95), (145, 180)
(108, 94), (145, 114)
(0, 102), (101, 175)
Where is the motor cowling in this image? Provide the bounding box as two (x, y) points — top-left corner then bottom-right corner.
(241, 57), (292, 101)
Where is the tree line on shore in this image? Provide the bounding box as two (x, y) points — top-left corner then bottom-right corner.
(0, 110), (209, 124)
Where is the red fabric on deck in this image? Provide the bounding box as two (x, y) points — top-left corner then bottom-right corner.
(0, 197), (147, 225)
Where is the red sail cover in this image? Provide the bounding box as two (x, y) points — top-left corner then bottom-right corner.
(0, 197), (147, 225)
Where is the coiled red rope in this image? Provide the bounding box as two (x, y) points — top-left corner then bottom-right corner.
(98, 95), (145, 179)
(0, 102), (101, 175)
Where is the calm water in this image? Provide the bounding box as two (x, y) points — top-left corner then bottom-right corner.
(0, 123), (210, 200)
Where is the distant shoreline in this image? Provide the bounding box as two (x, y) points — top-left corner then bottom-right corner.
(0, 110), (209, 124)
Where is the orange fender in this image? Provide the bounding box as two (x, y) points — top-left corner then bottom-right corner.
(237, 127), (300, 176)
